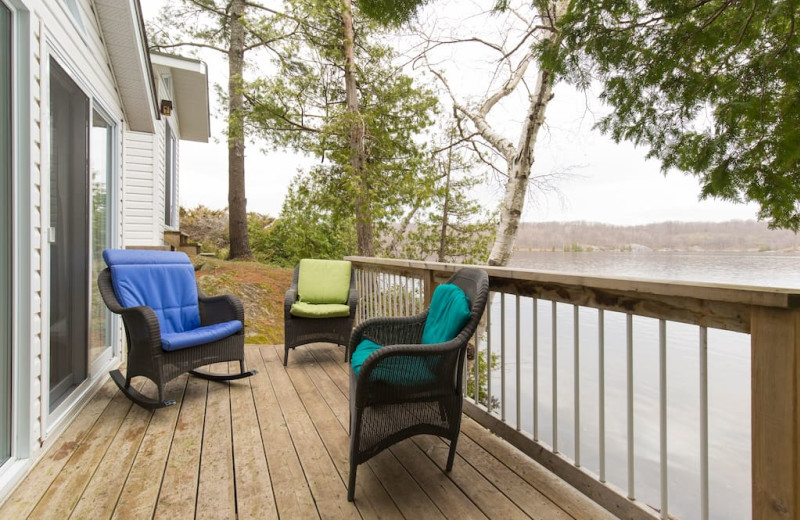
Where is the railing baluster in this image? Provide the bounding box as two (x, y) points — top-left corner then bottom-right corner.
(574, 304), (580, 467)
(390, 274), (394, 315)
(659, 319), (668, 519)
(627, 313), (635, 500)
(487, 293), (492, 414)
(533, 298), (538, 441)
(373, 271), (379, 320)
(599, 309), (606, 483)
(379, 272), (385, 318)
(501, 293), (506, 422)
(404, 276), (409, 316)
(393, 273), (398, 316)
(474, 316), (480, 404)
(700, 326), (709, 520)
(412, 277), (417, 315)
(553, 300), (558, 454)
(516, 295), (521, 431)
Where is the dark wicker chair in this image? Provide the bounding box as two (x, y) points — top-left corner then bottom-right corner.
(347, 267), (489, 501)
(283, 259), (358, 366)
(98, 249), (256, 409)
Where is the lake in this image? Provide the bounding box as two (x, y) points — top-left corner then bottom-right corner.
(480, 251), (800, 520)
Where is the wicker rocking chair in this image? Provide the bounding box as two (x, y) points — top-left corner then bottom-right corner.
(98, 249), (256, 409)
(347, 267), (489, 501)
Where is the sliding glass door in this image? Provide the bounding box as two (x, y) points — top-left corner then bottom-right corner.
(48, 58), (89, 412)
(48, 57), (116, 413)
(0, 1), (12, 466)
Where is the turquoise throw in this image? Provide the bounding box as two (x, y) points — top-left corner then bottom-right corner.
(421, 284), (471, 344)
(351, 339), (382, 375)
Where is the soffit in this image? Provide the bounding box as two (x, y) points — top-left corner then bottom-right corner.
(94, 0), (158, 133)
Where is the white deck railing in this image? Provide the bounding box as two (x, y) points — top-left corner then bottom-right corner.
(346, 256), (800, 520)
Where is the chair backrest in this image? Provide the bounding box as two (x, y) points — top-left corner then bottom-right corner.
(103, 249), (200, 334)
(421, 284), (472, 344)
(437, 267), (490, 341)
(297, 259), (352, 304)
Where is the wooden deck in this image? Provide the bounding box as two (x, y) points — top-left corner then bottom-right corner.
(0, 344), (616, 520)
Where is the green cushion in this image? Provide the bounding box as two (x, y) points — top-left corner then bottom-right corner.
(421, 284), (471, 344)
(297, 259), (351, 304)
(289, 301), (351, 318)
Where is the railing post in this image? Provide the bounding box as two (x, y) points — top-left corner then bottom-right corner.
(751, 307), (800, 519)
(423, 269), (434, 308)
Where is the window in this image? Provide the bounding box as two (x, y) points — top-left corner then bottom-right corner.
(165, 122), (176, 227)
(0, 0), (12, 466)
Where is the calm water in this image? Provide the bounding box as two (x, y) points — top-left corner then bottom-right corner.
(480, 251), (800, 520)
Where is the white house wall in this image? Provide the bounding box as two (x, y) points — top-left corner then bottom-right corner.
(122, 63), (182, 246)
(122, 131), (157, 245)
(1, 0), (131, 501)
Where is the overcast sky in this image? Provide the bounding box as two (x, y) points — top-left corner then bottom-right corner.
(141, 1), (761, 225)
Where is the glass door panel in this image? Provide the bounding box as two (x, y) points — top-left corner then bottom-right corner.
(0, 1), (12, 465)
(48, 58), (89, 412)
(89, 110), (111, 367)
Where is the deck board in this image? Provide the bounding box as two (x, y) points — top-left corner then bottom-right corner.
(1, 344), (618, 520)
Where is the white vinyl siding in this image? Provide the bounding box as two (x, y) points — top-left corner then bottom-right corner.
(122, 131), (157, 245)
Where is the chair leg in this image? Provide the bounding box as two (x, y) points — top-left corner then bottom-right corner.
(283, 345), (289, 366)
(446, 436), (459, 472)
(348, 406), (361, 501)
(347, 461), (357, 501)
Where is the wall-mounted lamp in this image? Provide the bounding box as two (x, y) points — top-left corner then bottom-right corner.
(160, 100), (173, 116)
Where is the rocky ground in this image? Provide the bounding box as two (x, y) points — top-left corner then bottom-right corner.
(192, 256), (292, 345)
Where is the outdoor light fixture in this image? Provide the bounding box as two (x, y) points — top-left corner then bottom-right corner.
(160, 100), (173, 116)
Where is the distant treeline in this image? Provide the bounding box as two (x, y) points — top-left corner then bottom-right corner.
(514, 220), (800, 252)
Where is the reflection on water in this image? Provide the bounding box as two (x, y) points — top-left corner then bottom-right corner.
(480, 251), (784, 519)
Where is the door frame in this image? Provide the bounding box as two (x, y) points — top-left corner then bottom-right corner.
(0, 0), (32, 498)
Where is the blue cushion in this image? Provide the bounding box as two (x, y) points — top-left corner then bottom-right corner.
(103, 249), (200, 335)
(161, 320), (243, 351)
(421, 284), (471, 344)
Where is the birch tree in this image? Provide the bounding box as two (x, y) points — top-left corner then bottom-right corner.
(419, 0), (568, 266)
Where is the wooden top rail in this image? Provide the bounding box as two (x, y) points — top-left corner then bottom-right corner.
(346, 256), (800, 334)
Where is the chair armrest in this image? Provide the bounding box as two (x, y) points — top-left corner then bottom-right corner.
(118, 305), (163, 353)
(284, 287), (298, 316)
(198, 292), (244, 325)
(349, 312), (428, 350)
(348, 287), (358, 315)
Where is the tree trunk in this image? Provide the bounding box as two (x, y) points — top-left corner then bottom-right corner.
(342, 0), (374, 256)
(227, 0), (252, 260)
(438, 140), (454, 263)
(487, 68), (555, 266)
(487, 2), (565, 267)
